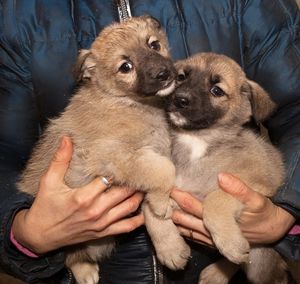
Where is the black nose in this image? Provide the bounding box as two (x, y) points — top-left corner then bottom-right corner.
(174, 97), (189, 109)
(155, 69), (171, 81)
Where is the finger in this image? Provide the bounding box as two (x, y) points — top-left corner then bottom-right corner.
(176, 226), (215, 247)
(172, 209), (211, 237)
(171, 188), (203, 218)
(100, 186), (137, 207)
(83, 187), (138, 220)
(218, 172), (261, 205)
(93, 192), (144, 230)
(96, 214), (145, 237)
(45, 136), (73, 184)
(73, 177), (115, 205)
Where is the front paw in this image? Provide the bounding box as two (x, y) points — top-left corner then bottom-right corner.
(70, 262), (99, 284)
(147, 193), (171, 218)
(156, 238), (191, 270)
(213, 234), (250, 264)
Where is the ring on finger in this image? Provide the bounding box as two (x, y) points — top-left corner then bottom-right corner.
(101, 176), (113, 188)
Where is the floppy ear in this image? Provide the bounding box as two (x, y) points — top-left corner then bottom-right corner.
(73, 49), (97, 83)
(244, 80), (277, 122)
(143, 15), (161, 29)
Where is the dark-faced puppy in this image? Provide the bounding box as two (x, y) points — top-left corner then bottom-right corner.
(166, 52), (288, 284)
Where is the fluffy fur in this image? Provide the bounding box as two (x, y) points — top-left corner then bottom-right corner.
(17, 16), (190, 284)
(166, 52), (288, 284)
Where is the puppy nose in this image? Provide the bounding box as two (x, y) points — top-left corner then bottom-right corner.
(156, 69), (171, 81)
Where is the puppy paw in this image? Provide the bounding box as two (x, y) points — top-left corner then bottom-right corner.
(213, 234), (250, 264)
(199, 263), (231, 284)
(147, 194), (171, 218)
(70, 262), (99, 284)
(156, 238), (191, 270)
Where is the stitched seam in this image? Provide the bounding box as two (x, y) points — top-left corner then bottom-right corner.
(173, 0), (190, 58)
(236, 0), (245, 69)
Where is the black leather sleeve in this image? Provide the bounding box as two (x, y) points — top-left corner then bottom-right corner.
(0, 193), (65, 283)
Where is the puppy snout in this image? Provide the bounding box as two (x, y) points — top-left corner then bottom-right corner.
(174, 96), (190, 109)
(155, 69), (171, 82)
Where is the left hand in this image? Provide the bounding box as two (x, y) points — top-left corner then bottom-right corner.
(218, 172), (296, 244)
(171, 172), (296, 246)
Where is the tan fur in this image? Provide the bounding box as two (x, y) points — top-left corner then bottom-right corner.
(168, 53), (288, 284)
(17, 16), (190, 284)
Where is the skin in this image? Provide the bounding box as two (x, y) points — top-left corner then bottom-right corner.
(171, 172), (296, 246)
(12, 137), (145, 254)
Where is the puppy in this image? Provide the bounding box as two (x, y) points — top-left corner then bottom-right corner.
(166, 52), (288, 284)
(17, 16), (190, 284)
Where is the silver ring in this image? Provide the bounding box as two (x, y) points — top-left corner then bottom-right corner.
(101, 176), (112, 188)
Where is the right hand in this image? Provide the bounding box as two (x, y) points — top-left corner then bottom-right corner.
(12, 136), (144, 254)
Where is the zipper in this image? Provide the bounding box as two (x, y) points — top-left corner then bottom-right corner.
(152, 252), (164, 284)
(66, 268), (74, 284)
(116, 0), (132, 22)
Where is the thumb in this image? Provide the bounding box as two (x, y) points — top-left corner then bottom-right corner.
(218, 172), (256, 205)
(45, 136), (73, 184)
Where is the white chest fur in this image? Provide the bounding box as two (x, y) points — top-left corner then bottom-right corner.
(177, 133), (208, 161)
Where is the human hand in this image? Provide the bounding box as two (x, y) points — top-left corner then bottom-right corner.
(218, 172), (296, 244)
(171, 188), (214, 246)
(12, 136), (144, 254)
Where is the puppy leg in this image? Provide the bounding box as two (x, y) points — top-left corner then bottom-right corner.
(242, 247), (288, 284)
(203, 190), (250, 264)
(66, 238), (115, 284)
(143, 203), (191, 270)
(128, 149), (176, 218)
(199, 258), (239, 284)
(70, 262), (99, 284)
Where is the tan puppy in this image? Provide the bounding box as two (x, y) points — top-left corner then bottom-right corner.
(166, 53), (288, 284)
(17, 16), (190, 284)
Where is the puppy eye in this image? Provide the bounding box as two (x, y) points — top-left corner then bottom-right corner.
(149, 40), (161, 51)
(210, 86), (225, 97)
(119, 62), (133, 73)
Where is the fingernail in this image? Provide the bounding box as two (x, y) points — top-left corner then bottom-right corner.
(218, 172), (232, 186)
(59, 137), (67, 150)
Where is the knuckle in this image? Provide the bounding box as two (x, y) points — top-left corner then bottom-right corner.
(73, 193), (89, 207)
(127, 199), (140, 212)
(254, 194), (267, 209)
(85, 208), (101, 221)
(94, 219), (107, 232)
(181, 196), (192, 210)
(123, 221), (137, 233)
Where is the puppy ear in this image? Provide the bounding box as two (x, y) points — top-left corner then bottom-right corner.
(143, 15), (161, 29)
(73, 49), (97, 83)
(243, 80), (277, 122)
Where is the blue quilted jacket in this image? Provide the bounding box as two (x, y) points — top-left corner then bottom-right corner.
(0, 0), (299, 283)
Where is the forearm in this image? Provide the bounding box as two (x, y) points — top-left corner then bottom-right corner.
(0, 192), (65, 282)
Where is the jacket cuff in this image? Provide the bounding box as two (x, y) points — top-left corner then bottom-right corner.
(0, 193), (65, 283)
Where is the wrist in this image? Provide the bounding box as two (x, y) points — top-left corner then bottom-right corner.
(11, 209), (45, 255)
(274, 206), (296, 239)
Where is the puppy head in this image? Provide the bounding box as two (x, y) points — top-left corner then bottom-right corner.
(74, 16), (176, 97)
(166, 53), (276, 130)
